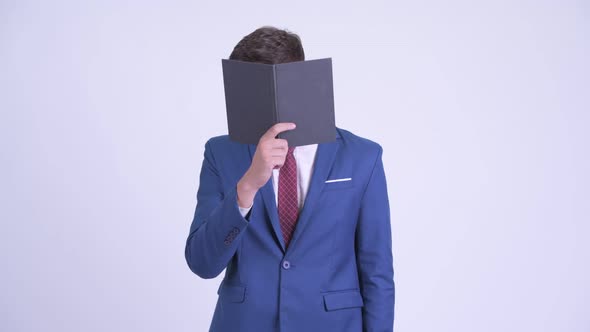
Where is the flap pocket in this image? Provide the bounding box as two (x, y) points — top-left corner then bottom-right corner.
(217, 282), (246, 303)
(323, 289), (364, 311)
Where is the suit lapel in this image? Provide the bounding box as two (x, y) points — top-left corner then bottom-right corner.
(248, 144), (286, 253)
(287, 135), (341, 252)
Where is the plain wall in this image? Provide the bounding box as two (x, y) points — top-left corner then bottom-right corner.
(1, 1), (588, 331)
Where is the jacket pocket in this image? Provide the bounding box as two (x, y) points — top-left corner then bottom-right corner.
(217, 282), (246, 303)
(323, 179), (354, 191)
(322, 289), (364, 311)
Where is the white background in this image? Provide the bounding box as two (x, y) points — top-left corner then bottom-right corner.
(1, 1), (589, 331)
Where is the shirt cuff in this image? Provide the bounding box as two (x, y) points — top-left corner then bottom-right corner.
(238, 202), (253, 219)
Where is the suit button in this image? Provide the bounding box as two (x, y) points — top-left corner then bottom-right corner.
(282, 260), (291, 270)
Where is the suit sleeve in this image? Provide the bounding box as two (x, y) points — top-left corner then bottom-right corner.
(355, 145), (395, 331)
(184, 140), (250, 279)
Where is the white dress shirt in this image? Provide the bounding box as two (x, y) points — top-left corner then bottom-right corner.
(238, 144), (318, 217)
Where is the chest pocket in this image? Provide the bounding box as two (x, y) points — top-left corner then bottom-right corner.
(323, 178), (354, 191)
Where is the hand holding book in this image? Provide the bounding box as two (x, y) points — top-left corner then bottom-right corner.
(236, 122), (296, 209)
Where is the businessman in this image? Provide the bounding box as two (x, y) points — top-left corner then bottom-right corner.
(185, 26), (395, 332)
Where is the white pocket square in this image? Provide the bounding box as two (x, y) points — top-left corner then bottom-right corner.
(325, 177), (352, 183)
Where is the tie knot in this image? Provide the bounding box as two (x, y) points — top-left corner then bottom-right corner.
(287, 146), (295, 155)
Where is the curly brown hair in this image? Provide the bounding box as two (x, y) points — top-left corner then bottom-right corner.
(229, 26), (305, 64)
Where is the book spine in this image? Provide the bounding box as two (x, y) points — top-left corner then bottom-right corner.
(272, 65), (280, 125)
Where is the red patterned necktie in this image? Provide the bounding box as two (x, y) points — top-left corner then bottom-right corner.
(278, 146), (298, 249)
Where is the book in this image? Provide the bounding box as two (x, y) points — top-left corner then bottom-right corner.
(221, 57), (337, 146)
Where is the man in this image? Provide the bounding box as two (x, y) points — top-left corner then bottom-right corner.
(185, 26), (395, 332)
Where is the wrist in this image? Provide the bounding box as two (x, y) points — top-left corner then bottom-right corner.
(237, 177), (258, 208)
(238, 174), (258, 192)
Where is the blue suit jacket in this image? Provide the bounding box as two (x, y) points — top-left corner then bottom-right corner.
(185, 127), (395, 332)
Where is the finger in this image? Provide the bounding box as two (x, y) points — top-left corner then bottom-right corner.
(270, 150), (287, 158)
(271, 156), (286, 168)
(270, 144), (288, 154)
(270, 143), (288, 156)
(261, 122), (296, 141)
(271, 138), (289, 150)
